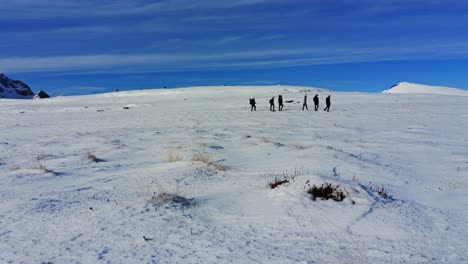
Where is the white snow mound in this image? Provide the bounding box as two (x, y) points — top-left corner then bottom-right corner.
(382, 82), (468, 96)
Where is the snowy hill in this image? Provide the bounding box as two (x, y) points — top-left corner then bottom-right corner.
(382, 81), (468, 96)
(0, 73), (35, 99)
(1, 86), (467, 263)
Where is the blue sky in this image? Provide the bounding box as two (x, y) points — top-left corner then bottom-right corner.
(1, 0), (468, 95)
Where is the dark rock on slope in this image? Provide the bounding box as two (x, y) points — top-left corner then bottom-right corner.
(34, 90), (50, 99)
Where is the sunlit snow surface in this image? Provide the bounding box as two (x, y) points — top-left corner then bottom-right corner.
(1, 86), (467, 263)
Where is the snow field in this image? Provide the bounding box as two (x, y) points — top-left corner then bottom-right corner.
(1, 86), (467, 263)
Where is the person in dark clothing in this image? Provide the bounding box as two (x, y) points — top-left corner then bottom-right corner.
(249, 98), (256, 111)
(313, 94), (319, 111)
(302, 95), (308, 111)
(278, 95), (284, 111)
(269, 96), (275, 111)
(324, 95), (331, 112)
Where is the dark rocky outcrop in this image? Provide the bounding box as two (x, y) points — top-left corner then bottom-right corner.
(33, 90), (50, 99)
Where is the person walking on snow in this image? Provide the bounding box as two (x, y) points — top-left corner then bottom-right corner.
(269, 96), (275, 111)
(278, 95), (284, 111)
(324, 95), (331, 112)
(249, 98), (256, 111)
(313, 94), (319, 111)
(302, 95), (308, 111)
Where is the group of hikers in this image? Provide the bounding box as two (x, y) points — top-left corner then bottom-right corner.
(249, 94), (331, 112)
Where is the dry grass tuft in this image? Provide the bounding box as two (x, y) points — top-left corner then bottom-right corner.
(31, 162), (55, 174)
(167, 149), (184, 162)
(36, 151), (49, 161)
(87, 152), (98, 163)
(192, 152), (213, 164)
(260, 169), (301, 179)
(9, 164), (21, 171)
(210, 162), (229, 172)
(87, 152), (104, 163)
(192, 152), (228, 171)
(352, 174), (360, 184)
(292, 143), (306, 150)
(136, 177), (195, 209)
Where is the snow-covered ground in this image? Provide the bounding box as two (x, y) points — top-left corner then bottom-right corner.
(383, 82), (468, 96)
(1, 85), (467, 263)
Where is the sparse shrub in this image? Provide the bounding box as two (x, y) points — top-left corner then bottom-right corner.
(361, 183), (394, 201)
(265, 169), (300, 189)
(167, 149), (184, 162)
(137, 177), (173, 200)
(260, 169), (301, 179)
(136, 177), (193, 211)
(268, 177), (290, 189)
(376, 186), (389, 199)
(287, 169), (301, 178)
(307, 182), (346, 201)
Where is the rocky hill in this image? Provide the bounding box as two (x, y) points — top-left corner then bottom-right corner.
(0, 73), (36, 99)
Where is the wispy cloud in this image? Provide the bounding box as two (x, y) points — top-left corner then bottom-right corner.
(3, 41), (468, 75)
(0, 0), (289, 19)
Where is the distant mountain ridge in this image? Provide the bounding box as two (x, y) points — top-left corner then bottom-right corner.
(0, 73), (36, 99)
(382, 82), (468, 96)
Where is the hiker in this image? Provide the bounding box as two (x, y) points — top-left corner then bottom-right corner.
(269, 96), (275, 111)
(313, 94), (319, 111)
(249, 98), (256, 111)
(278, 95), (284, 111)
(302, 95), (308, 111)
(324, 95), (331, 112)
